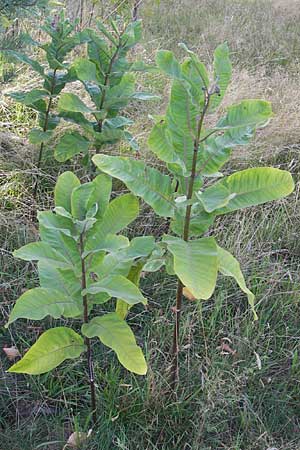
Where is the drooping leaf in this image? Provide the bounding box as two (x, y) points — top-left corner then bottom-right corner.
(13, 242), (72, 268)
(55, 132), (90, 162)
(83, 275), (147, 305)
(8, 327), (85, 375)
(116, 262), (144, 320)
(217, 246), (257, 320)
(216, 100), (273, 130)
(92, 155), (175, 217)
(82, 313), (147, 375)
(163, 236), (218, 299)
(212, 167), (295, 214)
(6, 288), (82, 326)
(54, 171), (81, 213)
(8, 50), (45, 76)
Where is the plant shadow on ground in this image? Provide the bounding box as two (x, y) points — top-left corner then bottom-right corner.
(1, 0), (300, 449)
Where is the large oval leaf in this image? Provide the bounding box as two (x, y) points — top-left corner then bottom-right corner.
(8, 327), (85, 375)
(92, 155), (174, 217)
(211, 167), (295, 214)
(82, 313), (147, 375)
(6, 288), (82, 326)
(55, 171), (80, 213)
(83, 274), (147, 305)
(163, 236), (218, 299)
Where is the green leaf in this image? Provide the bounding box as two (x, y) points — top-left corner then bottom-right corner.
(8, 328), (85, 375)
(73, 57), (98, 82)
(156, 50), (182, 79)
(6, 288), (82, 326)
(71, 183), (95, 220)
(197, 184), (234, 213)
(81, 313), (147, 375)
(148, 121), (185, 168)
(179, 43), (209, 90)
(104, 73), (135, 111)
(38, 262), (81, 308)
(29, 128), (53, 145)
(58, 93), (92, 113)
(212, 167), (295, 214)
(216, 100), (273, 130)
(131, 92), (160, 101)
(210, 43), (232, 111)
(116, 262), (144, 320)
(92, 155), (175, 217)
(13, 242), (72, 268)
(87, 174), (112, 219)
(84, 234), (129, 256)
(163, 236), (218, 299)
(8, 51), (45, 76)
(217, 246), (257, 320)
(83, 274), (147, 305)
(85, 194), (139, 250)
(24, 89), (49, 105)
(55, 171), (81, 213)
(55, 132), (90, 162)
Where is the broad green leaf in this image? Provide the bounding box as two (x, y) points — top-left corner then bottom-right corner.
(8, 51), (45, 76)
(84, 234), (129, 256)
(213, 167), (295, 214)
(82, 313), (147, 375)
(6, 288), (82, 326)
(122, 236), (155, 259)
(93, 155), (174, 217)
(116, 262), (144, 320)
(55, 132), (90, 162)
(217, 246), (257, 320)
(24, 89), (49, 105)
(210, 43), (232, 111)
(38, 262), (81, 308)
(156, 50), (182, 79)
(58, 93), (92, 113)
(163, 236), (218, 299)
(216, 100), (273, 130)
(8, 328), (85, 375)
(73, 57), (98, 82)
(148, 121), (185, 168)
(85, 194), (139, 250)
(83, 275), (147, 305)
(71, 183), (95, 220)
(197, 184), (234, 212)
(104, 73), (135, 111)
(13, 242), (72, 268)
(55, 171), (81, 213)
(171, 202), (215, 237)
(131, 92), (160, 101)
(29, 128), (53, 145)
(179, 43), (209, 89)
(87, 174), (112, 219)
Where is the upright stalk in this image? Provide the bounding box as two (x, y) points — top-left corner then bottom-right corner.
(32, 68), (57, 201)
(80, 234), (97, 424)
(171, 90), (211, 388)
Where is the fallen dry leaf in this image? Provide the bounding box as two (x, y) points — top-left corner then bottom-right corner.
(3, 346), (21, 361)
(64, 430), (92, 449)
(217, 339), (237, 356)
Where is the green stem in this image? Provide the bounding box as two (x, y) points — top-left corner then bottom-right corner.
(32, 68), (57, 202)
(170, 91), (211, 388)
(80, 234), (97, 424)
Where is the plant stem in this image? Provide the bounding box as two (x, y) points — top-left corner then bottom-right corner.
(170, 91), (211, 388)
(80, 234), (97, 424)
(32, 68), (57, 202)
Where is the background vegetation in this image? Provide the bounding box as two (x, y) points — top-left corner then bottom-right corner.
(1, 0), (300, 449)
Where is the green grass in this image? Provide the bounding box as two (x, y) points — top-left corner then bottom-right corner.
(1, 0), (300, 449)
